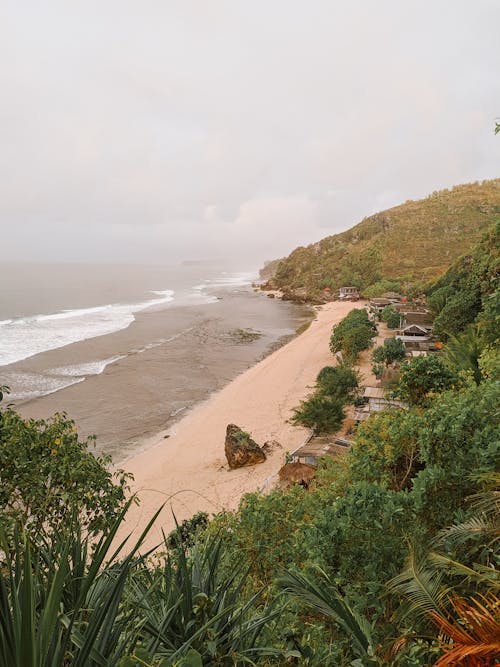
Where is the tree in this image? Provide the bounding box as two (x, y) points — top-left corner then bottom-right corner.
(442, 325), (484, 385)
(292, 364), (358, 434)
(371, 338), (406, 367)
(330, 309), (377, 361)
(394, 356), (456, 406)
(381, 304), (401, 329)
(433, 287), (482, 339)
(316, 364), (358, 398)
(0, 399), (132, 541)
(291, 393), (345, 434)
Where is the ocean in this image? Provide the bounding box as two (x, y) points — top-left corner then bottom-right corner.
(0, 261), (310, 460)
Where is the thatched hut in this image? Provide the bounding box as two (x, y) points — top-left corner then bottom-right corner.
(278, 462), (316, 489)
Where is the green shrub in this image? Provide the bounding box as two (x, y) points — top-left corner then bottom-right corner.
(381, 304), (401, 329)
(372, 338), (406, 367)
(291, 394), (345, 434)
(0, 401), (132, 541)
(292, 364), (359, 434)
(316, 364), (358, 398)
(394, 355), (456, 406)
(329, 309), (377, 361)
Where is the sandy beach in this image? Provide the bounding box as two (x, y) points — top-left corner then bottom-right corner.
(10, 287), (310, 461)
(119, 300), (358, 551)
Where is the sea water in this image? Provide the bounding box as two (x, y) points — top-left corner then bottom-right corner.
(0, 261), (258, 400)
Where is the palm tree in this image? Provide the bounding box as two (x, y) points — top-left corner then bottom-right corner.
(389, 474), (500, 666)
(442, 325), (483, 385)
(279, 566), (379, 664)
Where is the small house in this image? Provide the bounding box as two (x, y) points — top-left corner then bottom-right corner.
(354, 386), (405, 421)
(397, 323), (431, 339)
(401, 311), (433, 330)
(292, 435), (350, 467)
(339, 286), (360, 301)
(369, 297), (392, 313)
(382, 291), (403, 302)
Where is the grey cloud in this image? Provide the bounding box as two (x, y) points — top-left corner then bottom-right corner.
(0, 0), (498, 265)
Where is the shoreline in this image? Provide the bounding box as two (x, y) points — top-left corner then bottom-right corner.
(10, 287), (312, 462)
(119, 313), (316, 466)
(117, 300), (358, 552)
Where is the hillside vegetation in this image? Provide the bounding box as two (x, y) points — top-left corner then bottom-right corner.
(264, 179), (500, 300)
(0, 208), (498, 665)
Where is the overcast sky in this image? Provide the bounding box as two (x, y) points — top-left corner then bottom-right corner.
(1, 1), (499, 266)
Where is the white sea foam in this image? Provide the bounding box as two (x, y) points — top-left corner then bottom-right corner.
(5, 373), (86, 401)
(49, 355), (126, 377)
(4, 355), (125, 401)
(191, 271), (257, 293)
(0, 290), (174, 367)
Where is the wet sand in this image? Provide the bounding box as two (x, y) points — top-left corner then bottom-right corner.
(8, 288), (311, 461)
(117, 300), (357, 552)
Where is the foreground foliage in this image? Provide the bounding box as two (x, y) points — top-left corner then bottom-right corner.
(0, 398), (132, 541)
(0, 508), (282, 667)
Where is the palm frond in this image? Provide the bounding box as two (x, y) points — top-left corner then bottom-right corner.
(388, 552), (452, 620)
(428, 552), (500, 591)
(279, 566), (376, 660)
(431, 593), (500, 666)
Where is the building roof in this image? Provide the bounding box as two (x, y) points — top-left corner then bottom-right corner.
(370, 298), (392, 306)
(400, 324), (430, 334)
(363, 386), (386, 399)
(403, 311), (433, 326)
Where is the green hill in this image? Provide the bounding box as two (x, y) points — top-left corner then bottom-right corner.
(263, 179), (500, 301)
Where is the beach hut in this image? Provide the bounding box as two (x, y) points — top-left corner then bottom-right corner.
(354, 386), (405, 421)
(338, 286), (360, 301)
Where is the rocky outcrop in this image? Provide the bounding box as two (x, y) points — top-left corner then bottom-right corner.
(224, 424), (266, 469)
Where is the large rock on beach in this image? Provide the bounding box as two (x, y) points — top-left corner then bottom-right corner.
(224, 424), (266, 469)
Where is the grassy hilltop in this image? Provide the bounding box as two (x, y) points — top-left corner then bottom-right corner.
(264, 179), (500, 299)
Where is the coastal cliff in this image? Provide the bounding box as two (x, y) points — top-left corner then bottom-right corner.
(262, 179), (500, 301)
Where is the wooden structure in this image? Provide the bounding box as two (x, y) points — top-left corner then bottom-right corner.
(338, 286), (360, 301)
(401, 311), (433, 329)
(397, 323), (431, 339)
(354, 386), (405, 422)
(278, 462), (316, 489)
(292, 435), (350, 467)
(382, 291), (403, 301)
(369, 297), (393, 312)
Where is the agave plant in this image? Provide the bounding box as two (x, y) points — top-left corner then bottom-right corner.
(127, 533), (282, 665)
(0, 502), (161, 667)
